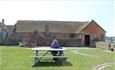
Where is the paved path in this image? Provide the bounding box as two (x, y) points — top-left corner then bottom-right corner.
(73, 50), (94, 57)
(93, 63), (115, 70)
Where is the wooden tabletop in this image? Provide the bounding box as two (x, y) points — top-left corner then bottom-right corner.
(32, 47), (67, 51)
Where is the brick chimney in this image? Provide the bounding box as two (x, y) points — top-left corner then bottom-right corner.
(2, 19), (4, 24)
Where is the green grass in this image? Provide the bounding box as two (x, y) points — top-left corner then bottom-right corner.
(0, 46), (115, 70)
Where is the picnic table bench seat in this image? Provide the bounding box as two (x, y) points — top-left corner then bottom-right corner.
(31, 55), (68, 65)
(31, 56), (68, 58)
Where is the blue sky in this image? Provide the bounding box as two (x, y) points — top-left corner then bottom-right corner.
(0, 0), (114, 36)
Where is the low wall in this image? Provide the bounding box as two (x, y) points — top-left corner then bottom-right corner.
(96, 41), (115, 50)
(96, 42), (109, 50)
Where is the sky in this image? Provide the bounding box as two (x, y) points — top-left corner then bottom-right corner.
(0, 0), (114, 36)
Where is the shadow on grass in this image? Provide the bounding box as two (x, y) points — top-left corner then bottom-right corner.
(32, 61), (72, 67)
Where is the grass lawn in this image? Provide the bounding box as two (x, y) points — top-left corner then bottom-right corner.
(0, 46), (115, 70)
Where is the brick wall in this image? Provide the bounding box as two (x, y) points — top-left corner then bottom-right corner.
(83, 21), (105, 40)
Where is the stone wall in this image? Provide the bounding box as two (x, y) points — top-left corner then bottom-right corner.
(96, 41), (115, 50)
(96, 42), (109, 50)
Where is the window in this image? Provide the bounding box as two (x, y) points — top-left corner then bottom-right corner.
(101, 35), (105, 41)
(0, 32), (4, 39)
(91, 35), (96, 40)
(16, 32), (24, 39)
(51, 32), (57, 38)
(69, 33), (75, 38)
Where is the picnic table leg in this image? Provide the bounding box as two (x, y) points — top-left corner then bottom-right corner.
(51, 50), (67, 65)
(32, 51), (49, 67)
(39, 51), (49, 60)
(56, 51), (67, 65)
(32, 50), (39, 66)
(35, 50), (39, 61)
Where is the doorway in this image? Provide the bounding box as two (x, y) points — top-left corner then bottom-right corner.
(85, 35), (90, 46)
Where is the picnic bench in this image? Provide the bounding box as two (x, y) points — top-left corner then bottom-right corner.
(31, 47), (68, 66)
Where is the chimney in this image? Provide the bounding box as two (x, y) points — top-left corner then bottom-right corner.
(2, 19), (4, 24)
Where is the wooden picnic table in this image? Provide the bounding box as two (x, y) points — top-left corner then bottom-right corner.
(31, 47), (68, 66)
